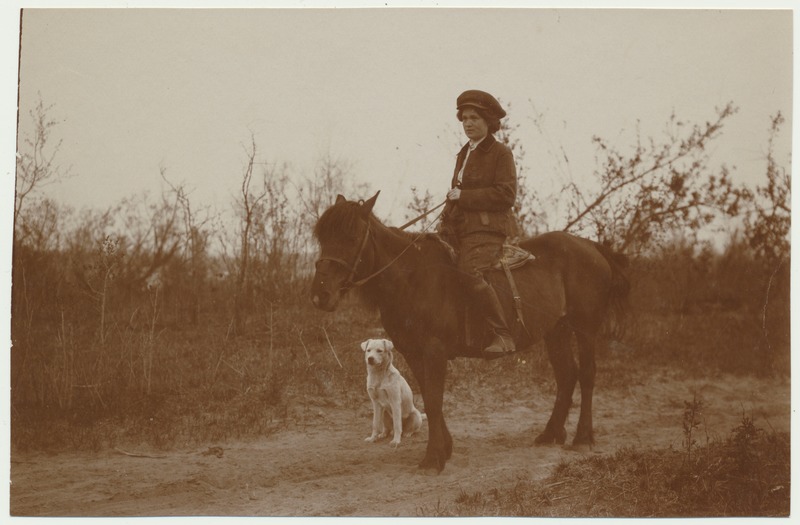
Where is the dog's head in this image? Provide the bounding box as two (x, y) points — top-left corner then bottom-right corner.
(361, 338), (394, 368)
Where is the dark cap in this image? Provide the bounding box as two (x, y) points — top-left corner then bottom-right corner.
(456, 90), (506, 119)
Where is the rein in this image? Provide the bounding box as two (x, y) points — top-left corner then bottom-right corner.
(398, 200), (446, 230)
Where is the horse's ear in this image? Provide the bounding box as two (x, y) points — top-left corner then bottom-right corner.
(335, 194), (347, 205)
(361, 190), (380, 215)
(360, 339), (370, 352)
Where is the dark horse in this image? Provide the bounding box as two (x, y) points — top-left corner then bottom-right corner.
(311, 192), (629, 472)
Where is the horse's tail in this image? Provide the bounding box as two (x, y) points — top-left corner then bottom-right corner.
(594, 242), (631, 339)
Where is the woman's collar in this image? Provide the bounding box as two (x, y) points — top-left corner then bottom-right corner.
(469, 135), (487, 150)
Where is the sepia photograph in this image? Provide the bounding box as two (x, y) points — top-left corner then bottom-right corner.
(5, 2), (793, 520)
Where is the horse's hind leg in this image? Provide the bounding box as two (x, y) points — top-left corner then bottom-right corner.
(535, 321), (576, 445)
(573, 331), (597, 446)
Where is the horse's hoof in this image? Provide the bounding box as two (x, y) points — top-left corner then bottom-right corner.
(418, 454), (445, 473)
(564, 442), (592, 453)
(571, 436), (594, 450)
(535, 428), (567, 446)
(417, 465), (440, 476)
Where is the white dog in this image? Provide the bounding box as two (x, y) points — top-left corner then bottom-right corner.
(362, 338), (424, 447)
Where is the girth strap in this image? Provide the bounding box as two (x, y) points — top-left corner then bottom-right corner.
(500, 256), (530, 337)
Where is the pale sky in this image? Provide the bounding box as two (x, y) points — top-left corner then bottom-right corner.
(9, 5), (794, 229)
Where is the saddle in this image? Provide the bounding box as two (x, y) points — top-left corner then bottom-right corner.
(478, 243), (535, 272)
(433, 236), (534, 272)
(480, 244), (535, 341)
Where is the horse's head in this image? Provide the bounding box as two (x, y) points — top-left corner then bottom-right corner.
(311, 191), (379, 311)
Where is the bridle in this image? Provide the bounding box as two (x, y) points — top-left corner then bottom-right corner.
(315, 201), (446, 290)
(315, 220), (373, 290)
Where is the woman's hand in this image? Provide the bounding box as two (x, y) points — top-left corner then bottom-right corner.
(447, 188), (462, 201)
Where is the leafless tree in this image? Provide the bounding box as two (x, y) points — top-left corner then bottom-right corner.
(14, 96), (71, 245)
(405, 186), (437, 231)
(161, 168), (214, 323)
(296, 152), (368, 228)
(115, 192), (182, 288)
(744, 112), (790, 265)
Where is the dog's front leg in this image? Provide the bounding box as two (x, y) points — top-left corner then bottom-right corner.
(365, 397), (386, 442)
(389, 394), (404, 448)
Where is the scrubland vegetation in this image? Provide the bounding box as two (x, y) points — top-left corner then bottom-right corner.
(421, 410), (790, 517)
(11, 98), (790, 516)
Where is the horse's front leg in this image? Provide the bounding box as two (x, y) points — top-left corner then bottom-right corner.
(405, 341), (451, 472)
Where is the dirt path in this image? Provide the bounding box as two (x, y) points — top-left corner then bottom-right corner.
(10, 369), (789, 517)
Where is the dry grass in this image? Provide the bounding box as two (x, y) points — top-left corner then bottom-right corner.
(418, 415), (790, 517)
(11, 260), (787, 452)
(10, 291), (378, 452)
(550, 416), (789, 517)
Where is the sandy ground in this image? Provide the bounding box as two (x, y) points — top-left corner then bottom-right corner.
(10, 368), (790, 517)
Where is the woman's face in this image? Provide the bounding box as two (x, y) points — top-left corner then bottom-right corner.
(461, 107), (489, 142)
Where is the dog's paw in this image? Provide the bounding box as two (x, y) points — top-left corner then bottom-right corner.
(365, 436), (377, 443)
(390, 439), (401, 448)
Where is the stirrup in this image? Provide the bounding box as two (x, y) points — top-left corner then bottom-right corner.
(483, 334), (515, 357)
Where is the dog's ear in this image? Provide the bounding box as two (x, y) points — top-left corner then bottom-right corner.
(360, 339), (370, 352)
(385, 340), (394, 364)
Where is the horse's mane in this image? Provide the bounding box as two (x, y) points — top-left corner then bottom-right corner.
(313, 200), (364, 242)
(315, 200), (414, 244)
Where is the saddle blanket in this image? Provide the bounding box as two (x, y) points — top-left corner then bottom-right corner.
(479, 243), (535, 272)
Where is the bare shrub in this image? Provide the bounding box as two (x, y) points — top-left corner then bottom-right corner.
(562, 103), (750, 253)
(743, 112), (790, 266)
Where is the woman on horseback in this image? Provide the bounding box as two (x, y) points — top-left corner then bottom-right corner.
(441, 90), (517, 356)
